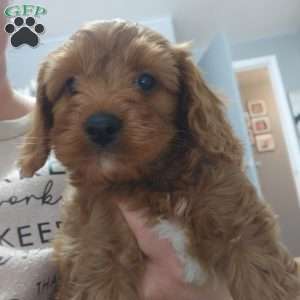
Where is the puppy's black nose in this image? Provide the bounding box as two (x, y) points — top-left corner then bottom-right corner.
(84, 113), (122, 146)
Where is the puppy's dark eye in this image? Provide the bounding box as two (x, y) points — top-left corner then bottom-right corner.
(136, 73), (156, 92)
(65, 77), (77, 95)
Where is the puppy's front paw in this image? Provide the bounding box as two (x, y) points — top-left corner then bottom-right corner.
(183, 255), (208, 286)
(153, 220), (208, 286)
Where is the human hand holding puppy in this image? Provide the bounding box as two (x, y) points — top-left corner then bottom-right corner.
(118, 202), (233, 300)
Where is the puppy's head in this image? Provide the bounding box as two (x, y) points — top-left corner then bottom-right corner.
(19, 20), (242, 185)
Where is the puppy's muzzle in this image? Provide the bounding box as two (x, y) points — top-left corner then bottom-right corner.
(84, 112), (122, 147)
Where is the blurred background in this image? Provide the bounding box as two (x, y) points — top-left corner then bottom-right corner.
(5, 0), (300, 255)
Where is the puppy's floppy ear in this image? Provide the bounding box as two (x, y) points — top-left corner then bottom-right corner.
(174, 45), (243, 165)
(18, 62), (54, 177)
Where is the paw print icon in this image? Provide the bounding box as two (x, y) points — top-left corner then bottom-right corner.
(5, 16), (45, 47)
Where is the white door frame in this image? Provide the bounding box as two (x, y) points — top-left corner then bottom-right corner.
(233, 56), (300, 204)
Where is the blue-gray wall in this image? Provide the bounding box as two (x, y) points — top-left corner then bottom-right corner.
(199, 34), (260, 191)
(232, 31), (300, 92)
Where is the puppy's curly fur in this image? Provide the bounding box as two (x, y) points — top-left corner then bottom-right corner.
(19, 20), (300, 300)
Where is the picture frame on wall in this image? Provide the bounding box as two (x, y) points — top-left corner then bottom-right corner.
(248, 100), (267, 117)
(251, 116), (272, 135)
(255, 134), (275, 152)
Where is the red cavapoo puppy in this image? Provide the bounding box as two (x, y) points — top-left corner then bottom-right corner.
(19, 20), (300, 300)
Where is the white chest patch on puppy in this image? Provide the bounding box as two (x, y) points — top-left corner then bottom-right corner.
(153, 220), (207, 285)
